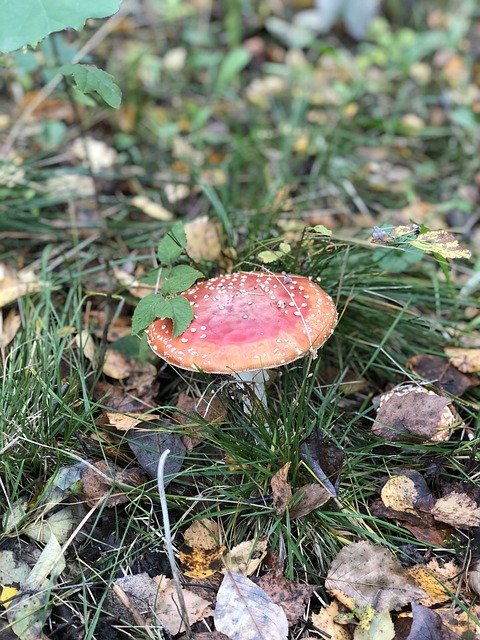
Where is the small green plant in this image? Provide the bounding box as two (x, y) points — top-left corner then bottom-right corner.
(131, 222), (204, 337)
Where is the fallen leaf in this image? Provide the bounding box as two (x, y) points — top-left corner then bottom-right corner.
(71, 136), (117, 172)
(290, 483), (332, 518)
(103, 348), (137, 379)
(0, 309), (21, 348)
(353, 610), (395, 640)
(436, 605), (480, 637)
(373, 384), (456, 442)
(46, 171), (96, 199)
(179, 545), (224, 579)
(255, 565), (314, 626)
(444, 347), (480, 374)
(184, 519), (220, 550)
(325, 541), (426, 612)
(380, 471), (435, 514)
(185, 216), (224, 262)
(127, 429), (185, 482)
(0, 585), (18, 609)
(153, 575), (213, 634)
(311, 601), (351, 640)
(407, 560), (459, 606)
(370, 499), (450, 546)
(81, 460), (145, 507)
(431, 491), (480, 528)
(0, 263), (42, 309)
(467, 558), (480, 596)
(131, 195), (174, 221)
(214, 572), (288, 640)
(407, 354), (479, 395)
(222, 539), (268, 576)
(271, 462), (292, 516)
(394, 602), (463, 640)
(113, 265), (156, 298)
(102, 411), (161, 431)
(94, 379), (159, 413)
(410, 230), (471, 260)
(23, 506), (78, 545)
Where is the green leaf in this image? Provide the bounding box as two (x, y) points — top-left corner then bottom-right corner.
(169, 296), (194, 337)
(0, 0), (122, 53)
(131, 294), (167, 334)
(215, 46), (251, 92)
(258, 250), (282, 264)
(157, 222), (187, 265)
(310, 224), (332, 236)
(161, 265), (204, 296)
(58, 63), (122, 108)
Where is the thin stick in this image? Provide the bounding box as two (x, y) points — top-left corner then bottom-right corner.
(157, 449), (191, 638)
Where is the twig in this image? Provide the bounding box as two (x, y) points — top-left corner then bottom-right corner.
(157, 449), (192, 638)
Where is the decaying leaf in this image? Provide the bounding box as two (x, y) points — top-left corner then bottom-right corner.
(173, 391), (227, 449)
(255, 565), (314, 626)
(0, 263), (42, 310)
(0, 309), (21, 348)
(184, 519), (220, 551)
(353, 610), (395, 640)
(101, 411), (161, 431)
(271, 462), (292, 516)
(180, 517), (224, 579)
(127, 429), (186, 482)
(373, 384), (457, 442)
(467, 559), (480, 597)
(214, 572), (288, 640)
(407, 560), (459, 606)
(154, 575), (213, 634)
(370, 499), (450, 546)
(325, 541), (426, 612)
(113, 265), (156, 298)
(71, 136), (117, 172)
(222, 539), (268, 576)
(410, 231), (471, 260)
(94, 379), (159, 413)
(81, 460), (145, 507)
(431, 491), (480, 528)
(444, 347), (480, 374)
(23, 506), (78, 545)
(380, 471), (434, 514)
(311, 601), (351, 640)
(407, 354), (479, 396)
(395, 602), (463, 640)
(131, 195), (174, 221)
(290, 483), (332, 518)
(436, 604), (480, 637)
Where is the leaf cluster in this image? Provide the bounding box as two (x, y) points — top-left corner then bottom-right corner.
(131, 222), (203, 337)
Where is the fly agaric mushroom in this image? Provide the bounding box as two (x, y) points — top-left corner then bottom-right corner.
(147, 271), (337, 408)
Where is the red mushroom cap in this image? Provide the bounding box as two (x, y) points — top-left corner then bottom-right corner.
(147, 271), (337, 373)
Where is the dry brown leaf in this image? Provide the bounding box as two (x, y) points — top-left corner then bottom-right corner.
(94, 380), (158, 413)
(184, 519), (220, 551)
(185, 216), (224, 262)
(89, 311), (132, 342)
(102, 348), (136, 380)
(0, 310), (21, 349)
(0, 263), (42, 309)
(173, 392), (227, 426)
(153, 575), (212, 635)
(311, 602), (351, 640)
(407, 354), (479, 395)
(407, 560), (459, 606)
(373, 384), (456, 442)
(431, 491), (480, 528)
(444, 347), (480, 374)
(222, 538), (268, 576)
(370, 499), (450, 546)
(131, 195), (174, 221)
(290, 483), (332, 518)
(214, 572), (288, 640)
(271, 463), (292, 516)
(102, 411), (161, 431)
(436, 604), (480, 637)
(467, 559), (480, 596)
(325, 541), (426, 612)
(255, 566), (314, 626)
(81, 461), (145, 507)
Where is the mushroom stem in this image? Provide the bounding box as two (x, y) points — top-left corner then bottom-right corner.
(233, 369), (269, 413)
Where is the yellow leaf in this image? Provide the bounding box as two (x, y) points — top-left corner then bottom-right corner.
(0, 585), (18, 609)
(444, 347), (480, 373)
(0, 264), (42, 309)
(410, 231), (471, 260)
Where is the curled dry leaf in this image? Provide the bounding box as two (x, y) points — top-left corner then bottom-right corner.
(271, 462), (292, 516)
(214, 572), (288, 640)
(0, 263), (42, 310)
(325, 541), (426, 612)
(407, 560), (459, 606)
(81, 460), (146, 508)
(0, 309), (21, 349)
(101, 411), (161, 431)
(289, 483), (332, 518)
(222, 538), (268, 576)
(444, 347), (480, 374)
(373, 384), (457, 443)
(407, 354), (479, 396)
(431, 491), (480, 528)
(311, 601), (351, 640)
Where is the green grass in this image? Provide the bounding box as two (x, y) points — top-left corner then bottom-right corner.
(1, 1), (480, 637)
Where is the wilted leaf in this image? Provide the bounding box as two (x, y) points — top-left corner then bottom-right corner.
(353, 610), (395, 640)
(410, 231), (471, 260)
(255, 565), (314, 626)
(407, 560), (459, 606)
(407, 354), (479, 395)
(214, 572), (288, 640)
(127, 429), (185, 482)
(131, 195), (174, 221)
(0, 263), (42, 309)
(222, 539), (268, 576)
(431, 491), (480, 528)
(290, 483), (332, 518)
(373, 385), (455, 442)
(444, 347), (480, 374)
(325, 541), (426, 612)
(311, 601), (351, 640)
(271, 463), (292, 516)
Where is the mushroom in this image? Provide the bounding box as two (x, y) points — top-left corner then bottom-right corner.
(147, 271), (337, 410)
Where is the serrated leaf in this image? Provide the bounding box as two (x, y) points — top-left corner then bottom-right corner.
(258, 250), (282, 264)
(169, 296), (194, 337)
(131, 294), (167, 334)
(278, 242), (291, 254)
(58, 63), (122, 108)
(311, 224), (332, 236)
(0, 0), (122, 53)
(410, 231), (471, 260)
(157, 222), (187, 265)
(161, 265), (204, 296)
